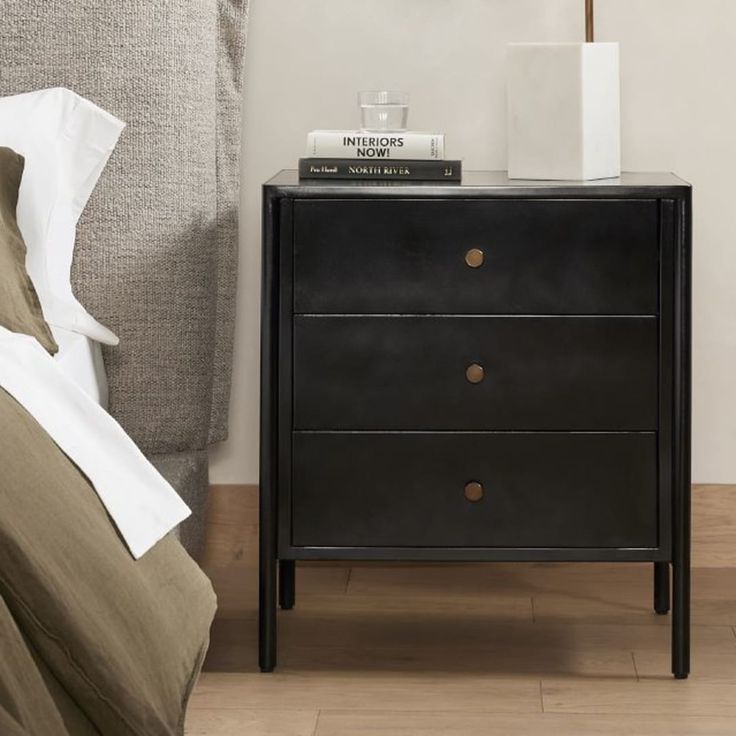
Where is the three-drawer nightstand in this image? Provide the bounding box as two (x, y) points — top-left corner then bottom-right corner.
(259, 171), (692, 678)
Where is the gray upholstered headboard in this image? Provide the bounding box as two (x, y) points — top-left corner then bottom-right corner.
(0, 2), (249, 556)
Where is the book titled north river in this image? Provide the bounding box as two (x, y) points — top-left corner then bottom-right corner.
(299, 158), (461, 182)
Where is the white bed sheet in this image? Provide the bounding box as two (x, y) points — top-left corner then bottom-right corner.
(0, 327), (189, 558)
(51, 325), (108, 408)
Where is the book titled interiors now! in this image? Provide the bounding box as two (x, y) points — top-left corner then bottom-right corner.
(299, 158), (461, 182)
(306, 130), (445, 160)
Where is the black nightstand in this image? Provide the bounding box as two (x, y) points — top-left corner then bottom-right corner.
(259, 171), (692, 677)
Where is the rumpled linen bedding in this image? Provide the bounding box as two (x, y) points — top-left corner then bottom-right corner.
(0, 327), (190, 559)
(0, 386), (216, 734)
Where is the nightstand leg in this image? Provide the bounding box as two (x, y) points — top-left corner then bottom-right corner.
(672, 473), (691, 681)
(672, 554), (690, 678)
(259, 547), (277, 672)
(279, 560), (296, 610)
(259, 550), (277, 672)
(654, 562), (670, 614)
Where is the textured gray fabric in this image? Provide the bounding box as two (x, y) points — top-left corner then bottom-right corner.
(150, 450), (210, 560)
(0, 2), (249, 453)
(212, 0), (249, 443)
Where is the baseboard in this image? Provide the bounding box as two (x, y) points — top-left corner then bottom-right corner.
(203, 484), (736, 568)
(691, 483), (736, 567)
(201, 484), (258, 569)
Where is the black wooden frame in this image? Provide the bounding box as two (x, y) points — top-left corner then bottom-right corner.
(259, 172), (692, 677)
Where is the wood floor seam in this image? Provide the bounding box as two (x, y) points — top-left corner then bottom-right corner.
(630, 651), (640, 681)
(303, 708), (736, 718)
(344, 567), (353, 595)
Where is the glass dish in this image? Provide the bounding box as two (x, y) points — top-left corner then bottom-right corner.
(358, 90), (409, 132)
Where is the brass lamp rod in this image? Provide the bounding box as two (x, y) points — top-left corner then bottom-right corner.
(585, 0), (595, 42)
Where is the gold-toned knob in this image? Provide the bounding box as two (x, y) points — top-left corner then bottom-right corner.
(466, 363), (484, 384)
(464, 481), (484, 502)
(465, 248), (485, 268)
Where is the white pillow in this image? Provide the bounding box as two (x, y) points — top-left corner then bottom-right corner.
(0, 88), (125, 345)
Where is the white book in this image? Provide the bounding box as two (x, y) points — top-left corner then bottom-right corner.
(306, 129), (444, 160)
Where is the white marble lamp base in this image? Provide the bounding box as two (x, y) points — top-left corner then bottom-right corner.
(507, 42), (621, 181)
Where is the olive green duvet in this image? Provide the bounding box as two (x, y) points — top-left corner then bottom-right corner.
(0, 388), (216, 735)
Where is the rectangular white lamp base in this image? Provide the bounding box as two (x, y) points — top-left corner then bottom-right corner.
(507, 42), (621, 181)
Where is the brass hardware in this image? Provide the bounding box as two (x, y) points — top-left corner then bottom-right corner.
(464, 481), (484, 502)
(465, 363), (485, 384)
(585, 0), (595, 43)
(465, 248), (485, 268)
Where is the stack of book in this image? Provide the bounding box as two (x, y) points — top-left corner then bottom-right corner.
(299, 130), (461, 182)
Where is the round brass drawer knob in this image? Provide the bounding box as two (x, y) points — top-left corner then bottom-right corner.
(464, 481), (484, 502)
(465, 248), (485, 268)
(465, 363), (485, 384)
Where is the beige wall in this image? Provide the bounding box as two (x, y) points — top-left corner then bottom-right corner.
(209, 0), (736, 484)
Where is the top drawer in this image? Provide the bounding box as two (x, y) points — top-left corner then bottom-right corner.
(293, 199), (659, 315)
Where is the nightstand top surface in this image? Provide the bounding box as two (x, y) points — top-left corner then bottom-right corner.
(264, 170), (690, 196)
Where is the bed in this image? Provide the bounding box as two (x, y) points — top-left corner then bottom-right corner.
(0, 1), (250, 557)
(0, 133), (215, 734)
(0, 3), (249, 733)
(0, 380), (216, 733)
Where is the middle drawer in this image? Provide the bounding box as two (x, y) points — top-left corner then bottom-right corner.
(293, 316), (658, 431)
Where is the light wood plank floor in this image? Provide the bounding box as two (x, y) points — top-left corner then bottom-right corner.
(186, 485), (736, 735)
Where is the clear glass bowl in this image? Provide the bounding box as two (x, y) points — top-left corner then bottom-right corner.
(358, 90), (409, 132)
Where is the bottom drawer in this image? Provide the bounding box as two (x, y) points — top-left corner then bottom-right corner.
(291, 433), (657, 549)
